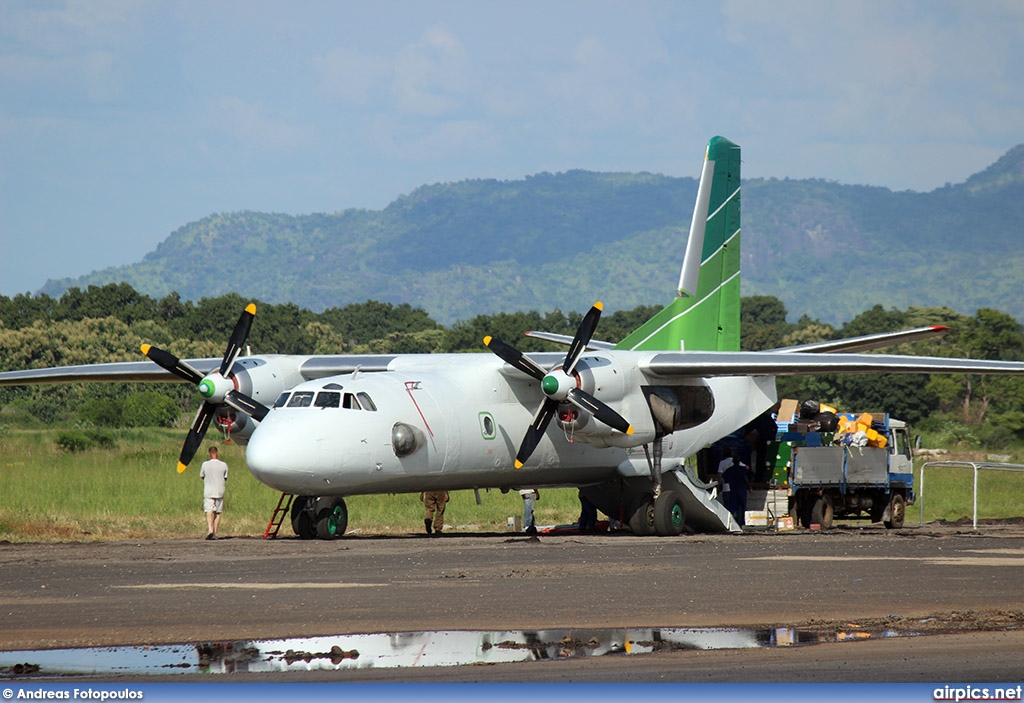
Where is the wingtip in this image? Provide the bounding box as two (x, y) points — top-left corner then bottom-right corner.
(177, 462), (188, 474)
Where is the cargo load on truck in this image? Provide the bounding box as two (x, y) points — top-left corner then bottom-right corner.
(772, 401), (914, 530)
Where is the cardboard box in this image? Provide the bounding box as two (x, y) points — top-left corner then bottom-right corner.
(778, 398), (799, 423)
(745, 511), (768, 526)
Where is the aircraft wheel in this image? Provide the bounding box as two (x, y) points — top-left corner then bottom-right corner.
(884, 493), (905, 529)
(291, 496), (316, 540)
(628, 494), (656, 535)
(811, 494), (834, 530)
(315, 497), (349, 540)
(653, 491), (686, 536)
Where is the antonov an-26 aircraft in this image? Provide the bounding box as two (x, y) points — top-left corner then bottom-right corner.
(5, 136), (1024, 539)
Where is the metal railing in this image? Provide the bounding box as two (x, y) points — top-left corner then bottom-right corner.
(918, 460), (1024, 529)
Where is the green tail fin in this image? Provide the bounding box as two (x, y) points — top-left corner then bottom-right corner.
(615, 136), (741, 352)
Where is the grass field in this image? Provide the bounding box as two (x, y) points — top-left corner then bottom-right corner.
(1, 429), (1022, 542)
(0, 429), (586, 541)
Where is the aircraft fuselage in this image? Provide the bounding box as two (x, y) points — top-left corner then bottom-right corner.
(243, 351), (777, 497)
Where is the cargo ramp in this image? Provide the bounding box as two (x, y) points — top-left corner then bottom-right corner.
(666, 467), (740, 533)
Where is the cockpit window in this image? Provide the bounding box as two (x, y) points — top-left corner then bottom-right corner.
(287, 391), (314, 408)
(315, 391), (341, 408)
(343, 392), (360, 410)
(357, 392), (377, 412)
(273, 392), (290, 408)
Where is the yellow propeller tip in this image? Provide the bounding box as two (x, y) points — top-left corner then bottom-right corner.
(514, 460), (524, 469)
(140, 344), (151, 355)
(176, 462), (188, 474)
(245, 303), (257, 315)
(594, 301), (603, 311)
(483, 336), (492, 346)
(625, 425), (635, 435)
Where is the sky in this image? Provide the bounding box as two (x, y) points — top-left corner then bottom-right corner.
(1, 0), (1023, 298)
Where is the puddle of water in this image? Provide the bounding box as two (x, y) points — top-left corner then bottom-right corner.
(0, 626), (911, 678)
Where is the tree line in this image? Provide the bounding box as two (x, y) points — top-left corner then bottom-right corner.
(2, 283), (1023, 449)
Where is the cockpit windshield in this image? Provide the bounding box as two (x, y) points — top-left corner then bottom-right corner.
(287, 392), (314, 408)
(272, 388), (376, 411)
(315, 391), (341, 408)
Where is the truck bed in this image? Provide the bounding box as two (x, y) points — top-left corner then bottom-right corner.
(793, 446), (889, 485)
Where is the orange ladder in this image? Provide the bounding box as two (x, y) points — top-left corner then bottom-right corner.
(263, 492), (295, 539)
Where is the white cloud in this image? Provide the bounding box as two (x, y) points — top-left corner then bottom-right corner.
(392, 25), (472, 116)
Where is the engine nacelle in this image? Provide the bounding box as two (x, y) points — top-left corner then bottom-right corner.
(213, 409), (258, 445)
(228, 355), (307, 409)
(553, 353), (631, 438)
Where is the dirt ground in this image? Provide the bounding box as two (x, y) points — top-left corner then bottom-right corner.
(2, 520), (1024, 681)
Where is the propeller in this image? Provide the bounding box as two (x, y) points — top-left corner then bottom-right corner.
(484, 301), (633, 468)
(141, 303), (270, 473)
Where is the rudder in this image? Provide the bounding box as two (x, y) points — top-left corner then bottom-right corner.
(615, 136), (741, 352)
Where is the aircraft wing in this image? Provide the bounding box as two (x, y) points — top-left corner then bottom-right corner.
(0, 353), (401, 387)
(769, 325), (951, 354)
(293, 354), (396, 378)
(0, 358), (221, 385)
(523, 330), (615, 350)
(642, 350), (1024, 379)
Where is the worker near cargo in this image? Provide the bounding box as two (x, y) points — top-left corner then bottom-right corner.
(420, 490), (449, 536)
(720, 449), (750, 527)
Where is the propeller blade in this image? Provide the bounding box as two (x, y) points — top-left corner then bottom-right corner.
(563, 302), (603, 375)
(515, 398), (558, 468)
(566, 387), (634, 435)
(140, 344), (204, 385)
(178, 401), (217, 473)
(219, 303), (257, 377)
(483, 335), (547, 381)
(224, 389), (270, 423)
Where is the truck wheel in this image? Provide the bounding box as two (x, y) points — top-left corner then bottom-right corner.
(794, 493), (814, 528)
(653, 491), (686, 536)
(884, 494), (906, 529)
(811, 494), (834, 530)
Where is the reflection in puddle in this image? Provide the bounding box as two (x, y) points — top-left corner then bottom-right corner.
(0, 626), (911, 678)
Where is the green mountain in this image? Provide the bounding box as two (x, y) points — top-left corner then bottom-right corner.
(41, 146), (1024, 325)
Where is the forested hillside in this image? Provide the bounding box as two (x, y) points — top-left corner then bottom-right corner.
(38, 145), (1024, 327)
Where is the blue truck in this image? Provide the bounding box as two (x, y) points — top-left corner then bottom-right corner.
(782, 414), (914, 529)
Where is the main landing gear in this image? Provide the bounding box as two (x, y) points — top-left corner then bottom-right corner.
(290, 496), (348, 540)
(629, 438), (686, 536)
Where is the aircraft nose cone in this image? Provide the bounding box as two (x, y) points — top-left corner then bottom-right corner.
(245, 414), (312, 489)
